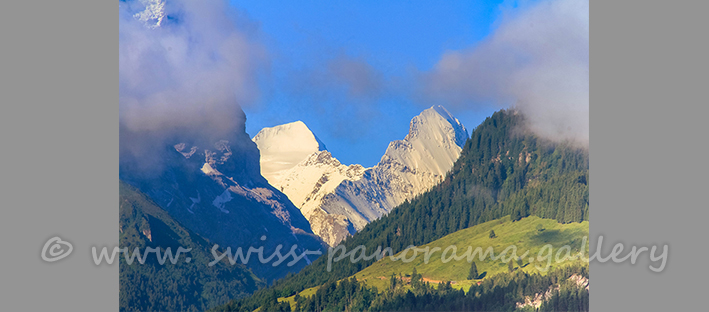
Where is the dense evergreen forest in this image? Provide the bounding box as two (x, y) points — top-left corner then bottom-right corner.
(119, 182), (263, 312)
(215, 109), (589, 311)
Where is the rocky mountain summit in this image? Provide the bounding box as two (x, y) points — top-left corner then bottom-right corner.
(254, 106), (468, 246)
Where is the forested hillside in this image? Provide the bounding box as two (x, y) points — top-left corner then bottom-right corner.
(275, 264), (588, 312)
(119, 182), (263, 312)
(216, 109), (589, 311)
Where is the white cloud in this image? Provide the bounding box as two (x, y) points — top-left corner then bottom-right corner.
(422, 0), (589, 147)
(119, 0), (268, 164)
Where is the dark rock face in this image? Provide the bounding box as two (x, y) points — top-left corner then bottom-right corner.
(120, 124), (325, 282)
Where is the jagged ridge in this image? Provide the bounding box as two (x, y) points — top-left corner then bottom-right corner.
(254, 105), (468, 246)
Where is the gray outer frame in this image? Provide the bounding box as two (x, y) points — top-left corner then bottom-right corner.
(590, 0), (706, 310)
(0, 1), (118, 310)
(0, 0), (706, 311)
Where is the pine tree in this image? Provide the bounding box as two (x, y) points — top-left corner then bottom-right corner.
(508, 259), (515, 272)
(411, 267), (421, 288)
(489, 230), (496, 239)
(467, 262), (479, 280)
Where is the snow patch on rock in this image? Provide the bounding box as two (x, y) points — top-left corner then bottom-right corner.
(201, 163), (218, 175)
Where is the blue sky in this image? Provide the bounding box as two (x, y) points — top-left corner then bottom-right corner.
(229, 0), (526, 167)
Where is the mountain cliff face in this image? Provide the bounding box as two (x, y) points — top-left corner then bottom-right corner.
(254, 106), (468, 246)
(267, 150), (367, 247)
(120, 115), (325, 282)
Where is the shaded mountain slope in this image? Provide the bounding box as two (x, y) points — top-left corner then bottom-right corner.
(119, 181), (263, 312)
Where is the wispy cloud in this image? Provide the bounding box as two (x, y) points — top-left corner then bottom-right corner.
(284, 0), (589, 147)
(325, 55), (385, 100)
(421, 0), (589, 147)
(278, 53), (388, 142)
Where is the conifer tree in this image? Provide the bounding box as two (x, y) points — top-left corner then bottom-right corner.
(467, 262), (479, 280)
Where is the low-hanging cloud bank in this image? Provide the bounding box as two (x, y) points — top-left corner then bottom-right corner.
(421, 0), (589, 147)
(119, 0), (267, 169)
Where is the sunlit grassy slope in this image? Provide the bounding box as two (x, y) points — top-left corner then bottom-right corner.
(352, 215), (589, 291)
(276, 286), (318, 311)
(278, 215), (588, 308)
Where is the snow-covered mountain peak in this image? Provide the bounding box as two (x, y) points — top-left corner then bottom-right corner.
(379, 105), (469, 178)
(254, 105), (468, 246)
(406, 105), (468, 148)
(253, 121), (327, 185)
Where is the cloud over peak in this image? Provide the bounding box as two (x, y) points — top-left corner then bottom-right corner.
(422, 0), (589, 147)
(119, 0), (268, 164)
